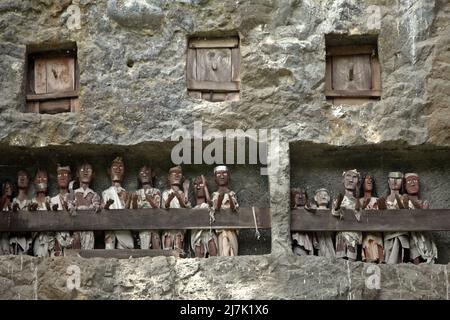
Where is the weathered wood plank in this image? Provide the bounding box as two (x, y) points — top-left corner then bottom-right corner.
(325, 89), (381, 97)
(70, 98), (80, 112)
(186, 48), (197, 81)
(187, 79), (240, 92)
(332, 55), (372, 91)
(231, 47), (240, 81)
(291, 209), (450, 232)
(196, 48), (232, 82)
(189, 37), (239, 48)
(325, 56), (332, 92)
(46, 57), (75, 93)
(371, 56), (381, 91)
(26, 101), (40, 113)
(0, 208), (271, 232)
(27, 90), (79, 101)
(331, 98), (373, 105)
(34, 58), (47, 94)
(327, 45), (375, 56)
(65, 249), (179, 259)
(39, 99), (71, 114)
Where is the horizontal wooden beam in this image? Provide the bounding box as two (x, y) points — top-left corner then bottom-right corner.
(189, 37), (239, 48)
(187, 80), (240, 92)
(26, 90), (79, 101)
(64, 249), (179, 259)
(0, 208), (271, 232)
(327, 45), (375, 56)
(325, 89), (381, 98)
(291, 209), (450, 232)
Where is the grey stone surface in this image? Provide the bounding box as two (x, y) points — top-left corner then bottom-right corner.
(0, 0), (449, 300)
(0, 254), (449, 300)
(107, 0), (164, 30)
(0, 0), (448, 147)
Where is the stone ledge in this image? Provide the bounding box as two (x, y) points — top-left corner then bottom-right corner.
(0, 254), (448, 300)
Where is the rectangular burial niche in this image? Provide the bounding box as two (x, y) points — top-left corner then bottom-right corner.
(25, 42), (79, 114)
(290, 142), (450, 264)
(187, 35), (240, 102)
(0, 142), (270, 256)
(325, 34), (381, 105)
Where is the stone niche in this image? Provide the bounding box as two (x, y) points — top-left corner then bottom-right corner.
(325, 34), (381, 105)
(290, 142), (450, 264)
(0, 142), (270, 256)
(187, 36), (240, 102)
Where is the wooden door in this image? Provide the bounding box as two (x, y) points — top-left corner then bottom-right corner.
(187, 37), (240, 102)
(332, 55), (372, 91)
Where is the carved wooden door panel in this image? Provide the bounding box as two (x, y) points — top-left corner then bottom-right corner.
(27, 52), (79, 114)
(45, 57), (75, 93)
(187, 37), (240, 102)
(325, 44), (381, 104)
(196, 49), (232, 83)
(332, 55), (372, 91)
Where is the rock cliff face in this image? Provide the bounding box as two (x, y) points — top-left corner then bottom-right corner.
(0, 0), (449, 299)
(0, 0), (449, 146)
(0, 254), (449, 300)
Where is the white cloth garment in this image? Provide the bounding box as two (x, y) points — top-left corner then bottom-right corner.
(102, 186), (134, 249)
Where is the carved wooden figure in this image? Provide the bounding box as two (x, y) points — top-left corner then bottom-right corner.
(102, 157), (134, 249)
(67, 163), (101, 251)
(384, 171), (410, 264)
(403, 173), (438, 264)
(313, 188), (335, 258)
(10, 170), (33, 255)
(332, 169), (362, 261)
(191, 175), (218, 258)
(132, 166), (162, 250)
(50, 165), (73, 256)
(161, 166), (190, 252)
(0, 180), (14, 254)
(212, 165), (239, 256)
(359, 174), (384, 263)
(291, 188), (315, 256)
(30, 169), (55, 257)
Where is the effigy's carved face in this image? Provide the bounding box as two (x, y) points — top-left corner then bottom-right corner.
(343, 171), (359, 191)
(17, 171), (29, 189)
(194, 177), (206, 198)
(34, 170), (48, 193)
(139, 166), (152, 185)
(168, 169), (182, 186)
(214, 170), (229, 187)
(110, 160), (124, 183)
(314, 190), (330, 207)
(57, 169), (71, 188)
(388, 177), (402, 191)
(293, 190), (307, 207)
(405, 175), (420, 195)
(3, 182), (12, 197)
(78, 164), (93, 185)
(363, 175), (374, 192)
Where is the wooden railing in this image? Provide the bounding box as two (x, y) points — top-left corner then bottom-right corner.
(0, 208), (271, 259)
(0, 208), (271, 232)
(291, 209), (450, 231)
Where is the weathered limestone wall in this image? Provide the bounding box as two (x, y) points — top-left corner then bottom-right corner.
(1, 255), (449, 300)
(0, 0), (449, 299)
(0, 0), (449, 146)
